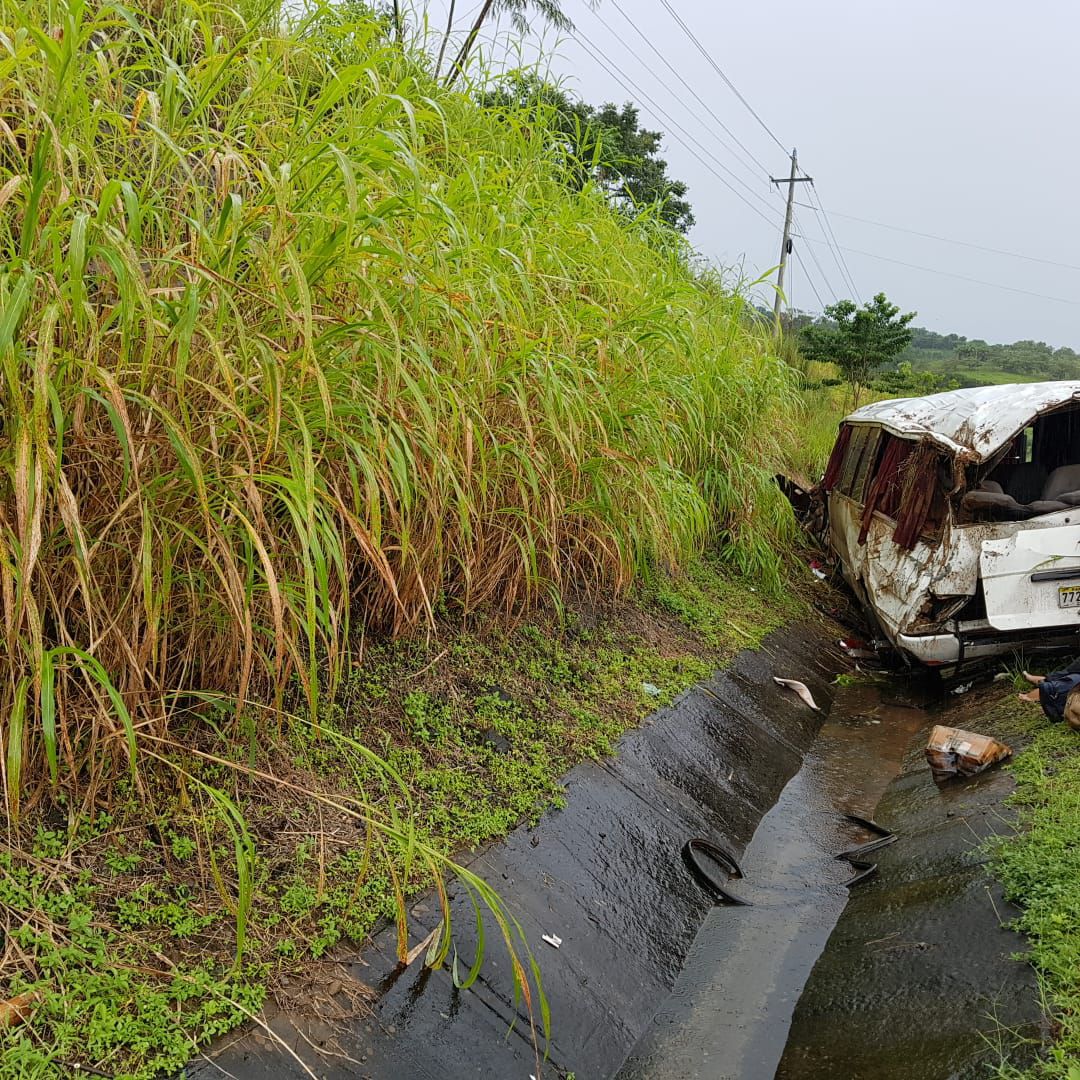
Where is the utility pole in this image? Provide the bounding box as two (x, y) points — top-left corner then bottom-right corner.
(770, 149), (813, 327)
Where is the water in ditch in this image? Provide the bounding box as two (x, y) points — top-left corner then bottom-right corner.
(617, 677), (1039, 1080)
(191, 654), (1043, 1080)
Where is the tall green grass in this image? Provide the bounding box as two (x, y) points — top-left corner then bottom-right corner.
(0, 0), (796, 801)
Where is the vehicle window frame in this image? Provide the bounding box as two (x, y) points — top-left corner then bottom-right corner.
(837, 425), (881, 504)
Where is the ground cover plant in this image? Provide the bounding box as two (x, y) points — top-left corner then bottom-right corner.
(0, 558), (795, 1078)
(992, 696), (1080, 1079)
(0, 0), (800, 1073)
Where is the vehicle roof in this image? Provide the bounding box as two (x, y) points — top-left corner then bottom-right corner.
(844, 381), (1080, 461)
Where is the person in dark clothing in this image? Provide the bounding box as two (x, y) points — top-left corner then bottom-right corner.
(1019, 660), (1080, 730)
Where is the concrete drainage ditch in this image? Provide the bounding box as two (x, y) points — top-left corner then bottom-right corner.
(192, 619), (1043, 1080)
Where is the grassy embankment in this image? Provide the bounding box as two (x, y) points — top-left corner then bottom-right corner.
(991, 691), (1080, 1079)
(0, 1), (803, 1075)
(784, 358), (852, 481)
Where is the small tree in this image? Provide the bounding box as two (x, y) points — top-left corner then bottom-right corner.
(800, 292), (916, 406)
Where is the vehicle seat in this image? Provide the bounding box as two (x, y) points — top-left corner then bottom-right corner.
(960, 489), (1035, 521)
(1043, 465), (1080, 500)
(1028, 499), (1070, 516)
(991, 462), (1049, 504)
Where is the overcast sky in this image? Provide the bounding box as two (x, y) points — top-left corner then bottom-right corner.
(415, 0), (1080, 347)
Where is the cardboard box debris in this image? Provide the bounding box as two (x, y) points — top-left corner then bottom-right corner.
(925, 725), (1012, 779)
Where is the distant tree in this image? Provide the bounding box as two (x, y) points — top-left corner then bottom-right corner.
(799, 293), (916, 405)
(484, 77), (694, 232)
(873, 360), (958, 395)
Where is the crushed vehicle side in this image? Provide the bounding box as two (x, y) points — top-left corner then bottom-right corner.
(820, 382), (1080, 665)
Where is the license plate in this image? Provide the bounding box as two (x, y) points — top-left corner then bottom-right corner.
(1060, 585), (1080, 608)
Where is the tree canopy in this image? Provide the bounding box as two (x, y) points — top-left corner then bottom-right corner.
(485, 77), (694, 232)
(799, 293), (916, 403)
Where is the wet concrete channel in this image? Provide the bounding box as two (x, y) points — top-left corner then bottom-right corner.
(195, 620), (1043, 1080)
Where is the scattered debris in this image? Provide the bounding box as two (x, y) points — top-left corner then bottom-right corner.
(838, 637), (876, 659)
(809, 559), (828, 581)
(642, 682), (661, 697)
(682, 838), (750, 906)
(0, 991), (39, 1029)
(925, 725), (1012, 779)
(843, 860), (878, 888)
(835, 813), (896, 888)
(951, 681), (974, 696)
(841, 813), (892, 836)
(835, 833), (897, 860)
(773, 677), (821, 711)
(541, 934), (562, 949)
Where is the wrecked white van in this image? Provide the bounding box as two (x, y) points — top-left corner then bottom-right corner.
(821, 382), (1080, 665)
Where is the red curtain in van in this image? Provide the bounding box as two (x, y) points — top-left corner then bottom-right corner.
(858, 435), (912, 543)
(892, 442), (942, 550)
(821, 424), (852, 490)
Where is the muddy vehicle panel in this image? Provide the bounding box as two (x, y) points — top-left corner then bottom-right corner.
(821, 382), (1080, 665)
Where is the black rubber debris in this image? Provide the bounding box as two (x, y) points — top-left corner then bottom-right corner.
(843, 860), (878, 888)
(682, 838), (751, 906)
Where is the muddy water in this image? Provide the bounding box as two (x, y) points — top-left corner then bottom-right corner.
(775, 684), (1043, 1080)
(617, 683), (930, 1080)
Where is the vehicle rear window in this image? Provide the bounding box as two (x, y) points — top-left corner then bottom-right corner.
(837, 426), (881, 502)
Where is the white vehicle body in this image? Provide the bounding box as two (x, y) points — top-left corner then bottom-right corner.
(823, 382), (1080, 665)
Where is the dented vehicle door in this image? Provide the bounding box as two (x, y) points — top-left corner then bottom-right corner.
(982, 521), (1080, 631)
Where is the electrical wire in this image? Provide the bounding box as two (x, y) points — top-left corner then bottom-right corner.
(602, 0), (779, 188)
(794, 202), (1080, 273)
(594, 0), (859, 308)
(571, 27), (782, 219)
(805, 181), (861, 302)
(656, 0), (789, 155)
(570, 30), (783, 228)
(797, 235), (1080, 308)
(792, 211), (840, 303)
(793, 250), (826, 310)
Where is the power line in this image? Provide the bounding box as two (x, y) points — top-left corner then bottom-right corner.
(570, 30), (783, 228)
(638, 0), (852, 307)
(805, 181), (861, 301)
(794, 202), (1080, 273)
(656, 0), (789, 155)
(571, 27), (782, 220)
(792, 210), (839, 303)
(793, 250), (825, 310)
(797, 235), (1080, 308)
(602, 0), (779, 189)
(575, 15), (781, 216)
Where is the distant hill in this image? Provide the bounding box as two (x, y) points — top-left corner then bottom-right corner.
(901, 326), (1080, 386)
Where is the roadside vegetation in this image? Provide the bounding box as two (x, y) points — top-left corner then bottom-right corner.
(0, 0), (800, 1074)
(993, 697), (1080, 1079)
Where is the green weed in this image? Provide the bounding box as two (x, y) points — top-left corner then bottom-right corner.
(0, 0), (797, 806)
(992, 699), (1080, 1076)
